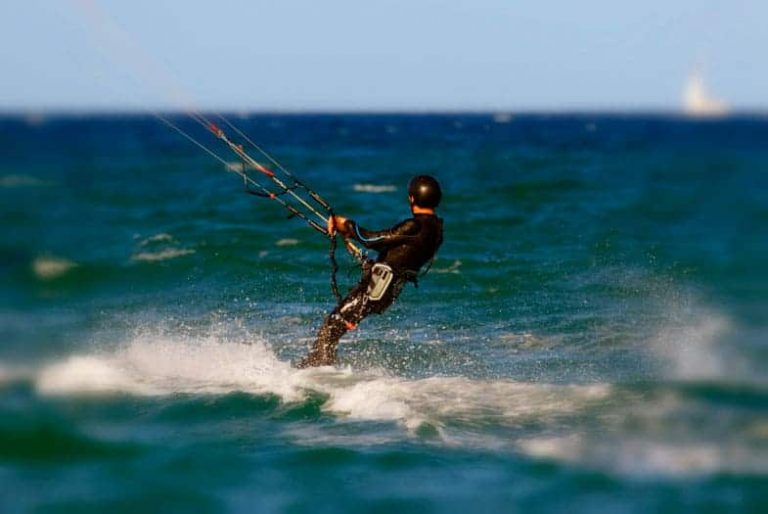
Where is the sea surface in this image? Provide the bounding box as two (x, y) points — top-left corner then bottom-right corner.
(1, 113), (766, 513)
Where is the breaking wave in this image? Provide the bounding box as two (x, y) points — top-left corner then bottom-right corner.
(33, 332), (609, 432)
(11, 318), (761, 478)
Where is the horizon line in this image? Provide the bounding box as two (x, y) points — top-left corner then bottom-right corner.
(2, 106), (768, 118)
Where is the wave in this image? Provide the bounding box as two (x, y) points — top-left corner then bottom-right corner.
(131, 232), (195, 262)
(32, 332), (609, 431)
(35, 334), (294, 398)
(11, 312), (764, 478)
(519, 376), (768, 477)
(518, 433), (766, 477)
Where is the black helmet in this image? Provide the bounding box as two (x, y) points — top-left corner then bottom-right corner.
(408, 175), (442, 208)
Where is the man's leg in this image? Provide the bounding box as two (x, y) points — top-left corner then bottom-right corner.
(297, 283), (369, 368)
(297, 314), (349, 367)
(296, 274), (404, 368)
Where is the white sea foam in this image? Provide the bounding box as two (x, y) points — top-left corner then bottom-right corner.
(37, 334), (301, 400)
(27, 322), (764, 477)
(32, 331), (611, 439)
(321, 374), (420, 427)
(649, 311), (738, 382)
(275, 238), (300, 247)
(139, 233), (175, 246)
(32, 256), (77, 280)
(38, 355), (157, 396)
(132, 248), (195, 262)
(132, 233), (194, 262)
(323, 375), (610, 434)
(353, 184), (397, 193)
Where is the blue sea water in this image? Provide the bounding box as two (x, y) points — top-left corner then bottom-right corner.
(1, 113), (767, 513)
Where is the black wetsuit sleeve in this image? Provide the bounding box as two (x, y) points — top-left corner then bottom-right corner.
(344, 219), (420, 251)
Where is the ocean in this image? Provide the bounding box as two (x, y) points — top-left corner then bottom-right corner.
(1, 113), (766, 513)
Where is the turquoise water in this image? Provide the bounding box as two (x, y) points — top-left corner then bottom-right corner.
(1, 113), (767, 512)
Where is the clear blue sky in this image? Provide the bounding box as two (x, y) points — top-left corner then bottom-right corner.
(0, 0), (765, 112)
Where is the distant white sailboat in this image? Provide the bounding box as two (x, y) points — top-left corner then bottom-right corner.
(492, 112), (513, 124)
(683, 70), (728, 117)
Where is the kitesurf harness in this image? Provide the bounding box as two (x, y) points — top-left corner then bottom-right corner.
(155, 111), (364, 302)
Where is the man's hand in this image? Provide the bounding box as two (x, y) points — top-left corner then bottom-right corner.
(327, 215), (349, 236)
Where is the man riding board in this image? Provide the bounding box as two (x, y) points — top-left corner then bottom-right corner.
(298, 175), (444, 367)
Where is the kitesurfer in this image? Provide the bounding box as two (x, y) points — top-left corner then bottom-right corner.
(298, 175), (444, 367)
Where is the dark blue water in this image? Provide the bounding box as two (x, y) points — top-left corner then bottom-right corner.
(1, 113), (767, 513)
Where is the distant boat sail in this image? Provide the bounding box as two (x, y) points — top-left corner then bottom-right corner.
(683, 70), (728, 117)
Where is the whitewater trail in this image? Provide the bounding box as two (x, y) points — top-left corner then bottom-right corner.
(31, 333), (610, 434)
(11, 317), (764, 477)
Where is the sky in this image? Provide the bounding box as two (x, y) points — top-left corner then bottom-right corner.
(0, 0), (766, 112)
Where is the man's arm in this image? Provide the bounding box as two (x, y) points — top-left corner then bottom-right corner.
(330, 215), (420, 251)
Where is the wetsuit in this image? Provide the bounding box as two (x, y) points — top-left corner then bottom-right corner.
(298, 213), (443, 367)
